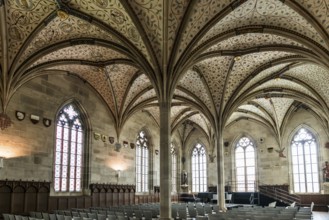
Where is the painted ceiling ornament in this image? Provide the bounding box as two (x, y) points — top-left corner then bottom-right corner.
(77, 19), (91, 32)
(275, 147), (286, 158)
(128, 26), (140, 42)
(56, 0), (70, 20)
(13, 11), (30, 25)
(8, 26), (24, 41)
(15, 0), (34, 10)
(57, 9), (69, 20)
(110, 8), (126, 25)
(94, 0), (109, 8)
(59, 22), (73, 33)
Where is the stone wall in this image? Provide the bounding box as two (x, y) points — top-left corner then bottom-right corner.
(222, 108), (329, 192)
(0, 73), (328, 197)
(0, 74), (160, 195)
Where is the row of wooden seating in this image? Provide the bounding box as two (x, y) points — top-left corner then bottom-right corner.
(208, 205), (313, 220)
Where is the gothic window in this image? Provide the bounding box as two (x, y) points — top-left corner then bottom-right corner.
(136, 131), (149, 192)
(54, 104), (84, 192)
(192, 143), (207, 192)
(171, 144), (177, 193)
(235, 137), (256, 192)
(291, 128), (319, 193)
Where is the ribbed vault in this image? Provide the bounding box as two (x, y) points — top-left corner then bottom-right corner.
(1, 0), (329, 184)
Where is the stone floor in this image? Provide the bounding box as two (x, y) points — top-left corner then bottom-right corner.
(313, 211), (329, 220)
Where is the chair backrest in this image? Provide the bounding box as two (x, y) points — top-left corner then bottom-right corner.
(227, 194), (232, 200)
(212, 194), (218, 200)
(268, 201), (276, 207)
(196, 217), (208, 220)
(107, 215), (116, 220)
(310, 202), (314, 211)
(178, 209), (187, 217)
(42, 213), (50, 220)
(56, 215), (65, 220)
(49, 214), (56, 220)
(97, 214), (106, 220)
(87, 213), (96, 220)
(116, 216), (127, 220)
(3, 214), (10, 220)
(79, 213), (87, 218)
(290, 202), (296, 207)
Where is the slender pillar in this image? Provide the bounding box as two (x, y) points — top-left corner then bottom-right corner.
(159, 100), (171, 219)
(216, 135), (226, 211)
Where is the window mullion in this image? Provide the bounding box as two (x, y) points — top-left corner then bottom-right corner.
(59, 125), (64, 192)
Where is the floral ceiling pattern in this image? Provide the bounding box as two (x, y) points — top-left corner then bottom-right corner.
(1, 0), (329, 145)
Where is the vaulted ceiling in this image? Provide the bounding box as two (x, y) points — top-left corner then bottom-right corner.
(1, 0), (329, 146)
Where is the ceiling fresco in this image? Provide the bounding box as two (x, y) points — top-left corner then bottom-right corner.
(197, 0), (327, 50)
(1, 0), (329, 146)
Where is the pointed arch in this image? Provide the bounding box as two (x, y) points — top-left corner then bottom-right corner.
(191, 143), (207, 192)
(135, 129), (150, 193)
(232, 135), (257, 192)
(53, 100), (90, 192)
(289, 125), (320, 193)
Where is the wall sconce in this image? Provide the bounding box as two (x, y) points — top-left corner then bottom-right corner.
(123, 141), (128, 148)
(116, 170), (121, 178)
(114, 142), (121, 152)
(0, 157), (4, 169)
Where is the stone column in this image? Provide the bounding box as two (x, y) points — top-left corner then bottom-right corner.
(216, 135), (226, 211)
(159, 100), (171, 220)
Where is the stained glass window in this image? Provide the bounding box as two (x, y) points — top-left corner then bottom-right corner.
(192, 143), (207, 192)
(136, 131), (149, 192)
(171, 144), (177, 193)
(291, 128), (319, 193)
(235, 137), (256, 192)
(54, 104), (84, 192)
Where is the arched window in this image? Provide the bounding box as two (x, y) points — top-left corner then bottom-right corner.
(291, 128), (319, 193)
(136, 131), (149, 192)
(192, 143), (207, 192)
(171, 144), (177, 193)
(54, 103), (84, 192)
(235, 137), (256, 192)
